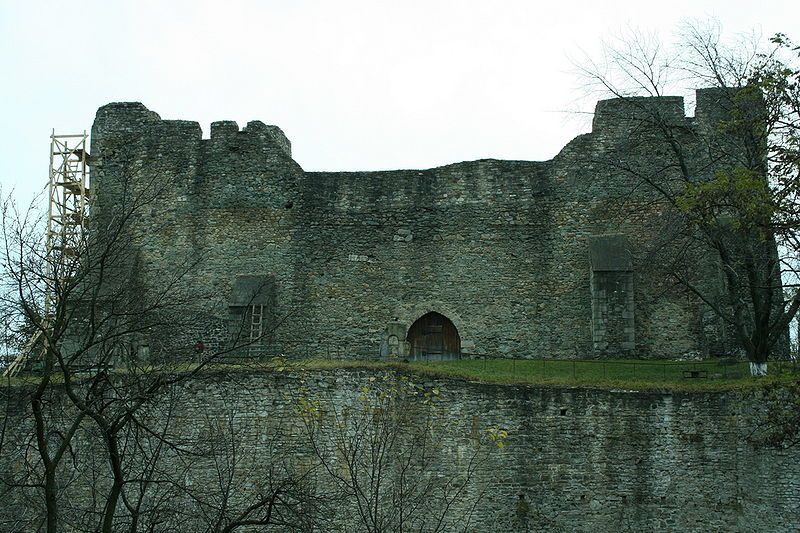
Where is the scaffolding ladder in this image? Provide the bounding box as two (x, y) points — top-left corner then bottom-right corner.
(3, 132), (90, 377)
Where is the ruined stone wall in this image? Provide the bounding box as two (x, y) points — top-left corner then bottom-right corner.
(4, 370), (796, 532)
(201, 370), (798, 533)
(88, 93), (736, 360)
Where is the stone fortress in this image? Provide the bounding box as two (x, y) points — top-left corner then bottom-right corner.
(6, 92), (797, 533)
(91, 90), (742, 361)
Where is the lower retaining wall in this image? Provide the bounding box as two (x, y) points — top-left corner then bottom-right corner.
(3, 369), (798, 532)
(179, 369), (799, 532)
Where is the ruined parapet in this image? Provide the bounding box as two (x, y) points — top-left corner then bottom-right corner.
(694, 86), (768, 172)
(694, 87), (737, 127)
(202, 118), (301, 209)
(244, 121), (292, 157)
(90, 108), (201, 241)
(91, 102), (203, 165)
(91, 103), (294, 176)
(208, 119), (292, 158)
(91, 102), (161, 152)
(591, 95), (687, 134)
(91, 103), (301, 215)
(694, 86), (766, 128)
(591, 89), (764, 137)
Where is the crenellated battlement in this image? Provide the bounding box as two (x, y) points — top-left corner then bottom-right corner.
(92, 90), (747, 212)
(88, 91), (755, 219)
(92, 103), (291, 161)
(206, 119), (292, 159)
(590, 88), (759, 136)
(210, 120), (238, 137)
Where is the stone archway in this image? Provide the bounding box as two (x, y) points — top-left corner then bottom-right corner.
(406, 311), (461, 360)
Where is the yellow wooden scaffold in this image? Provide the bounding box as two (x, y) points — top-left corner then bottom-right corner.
(3, 132), (90, 377)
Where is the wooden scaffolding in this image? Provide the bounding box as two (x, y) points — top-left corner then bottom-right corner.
(3, 132), (90, 377)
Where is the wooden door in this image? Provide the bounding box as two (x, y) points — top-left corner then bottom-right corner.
(406, 312), (460, 360)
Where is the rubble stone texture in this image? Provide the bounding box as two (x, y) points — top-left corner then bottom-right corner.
(7, 369), (795, 532)
(90, 91), (744, 360)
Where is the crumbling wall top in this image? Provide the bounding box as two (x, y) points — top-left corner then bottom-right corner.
(93, 102), (161, 137)
(592, 95), (686, 133)
(91, 102), (293, 163)
(209, 120), (292, 158)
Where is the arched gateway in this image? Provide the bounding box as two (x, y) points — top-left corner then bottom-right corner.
(406, 312), (460, 360)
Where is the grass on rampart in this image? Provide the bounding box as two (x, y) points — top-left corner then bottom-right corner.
(4, 357), (798, 392)
(403, 358), (800, 392)
(226, 357), (798, 392)
(288, 357), (797, 392)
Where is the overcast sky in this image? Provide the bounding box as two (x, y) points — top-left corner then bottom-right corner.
(0, 0), (796, 203)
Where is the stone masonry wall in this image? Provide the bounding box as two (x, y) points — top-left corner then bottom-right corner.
(196, 370), (798, 532)
(88, 92), (740, 360)
(6, 369), (793, 532)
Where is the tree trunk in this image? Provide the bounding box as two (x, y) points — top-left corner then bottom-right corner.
(747, 339), (770, 376)
(44, 466), (58, 533)
(750, 361), (768, 376)
(32, 380), (58, 532)
(100, 430), (125, 532)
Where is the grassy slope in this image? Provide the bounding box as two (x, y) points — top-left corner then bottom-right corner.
(279, 358), (799, 392)
(4, 358), (798, 392)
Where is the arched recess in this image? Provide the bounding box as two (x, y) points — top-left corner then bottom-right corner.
(406, 312), (461, 360)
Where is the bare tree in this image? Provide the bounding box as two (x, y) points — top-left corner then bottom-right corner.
(297, 372), (491, 533)
(173, 402), (333, 533)
(0, 149), (305, 532)
(746, 376), (800, 449)
(575, 23), (800, 374)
